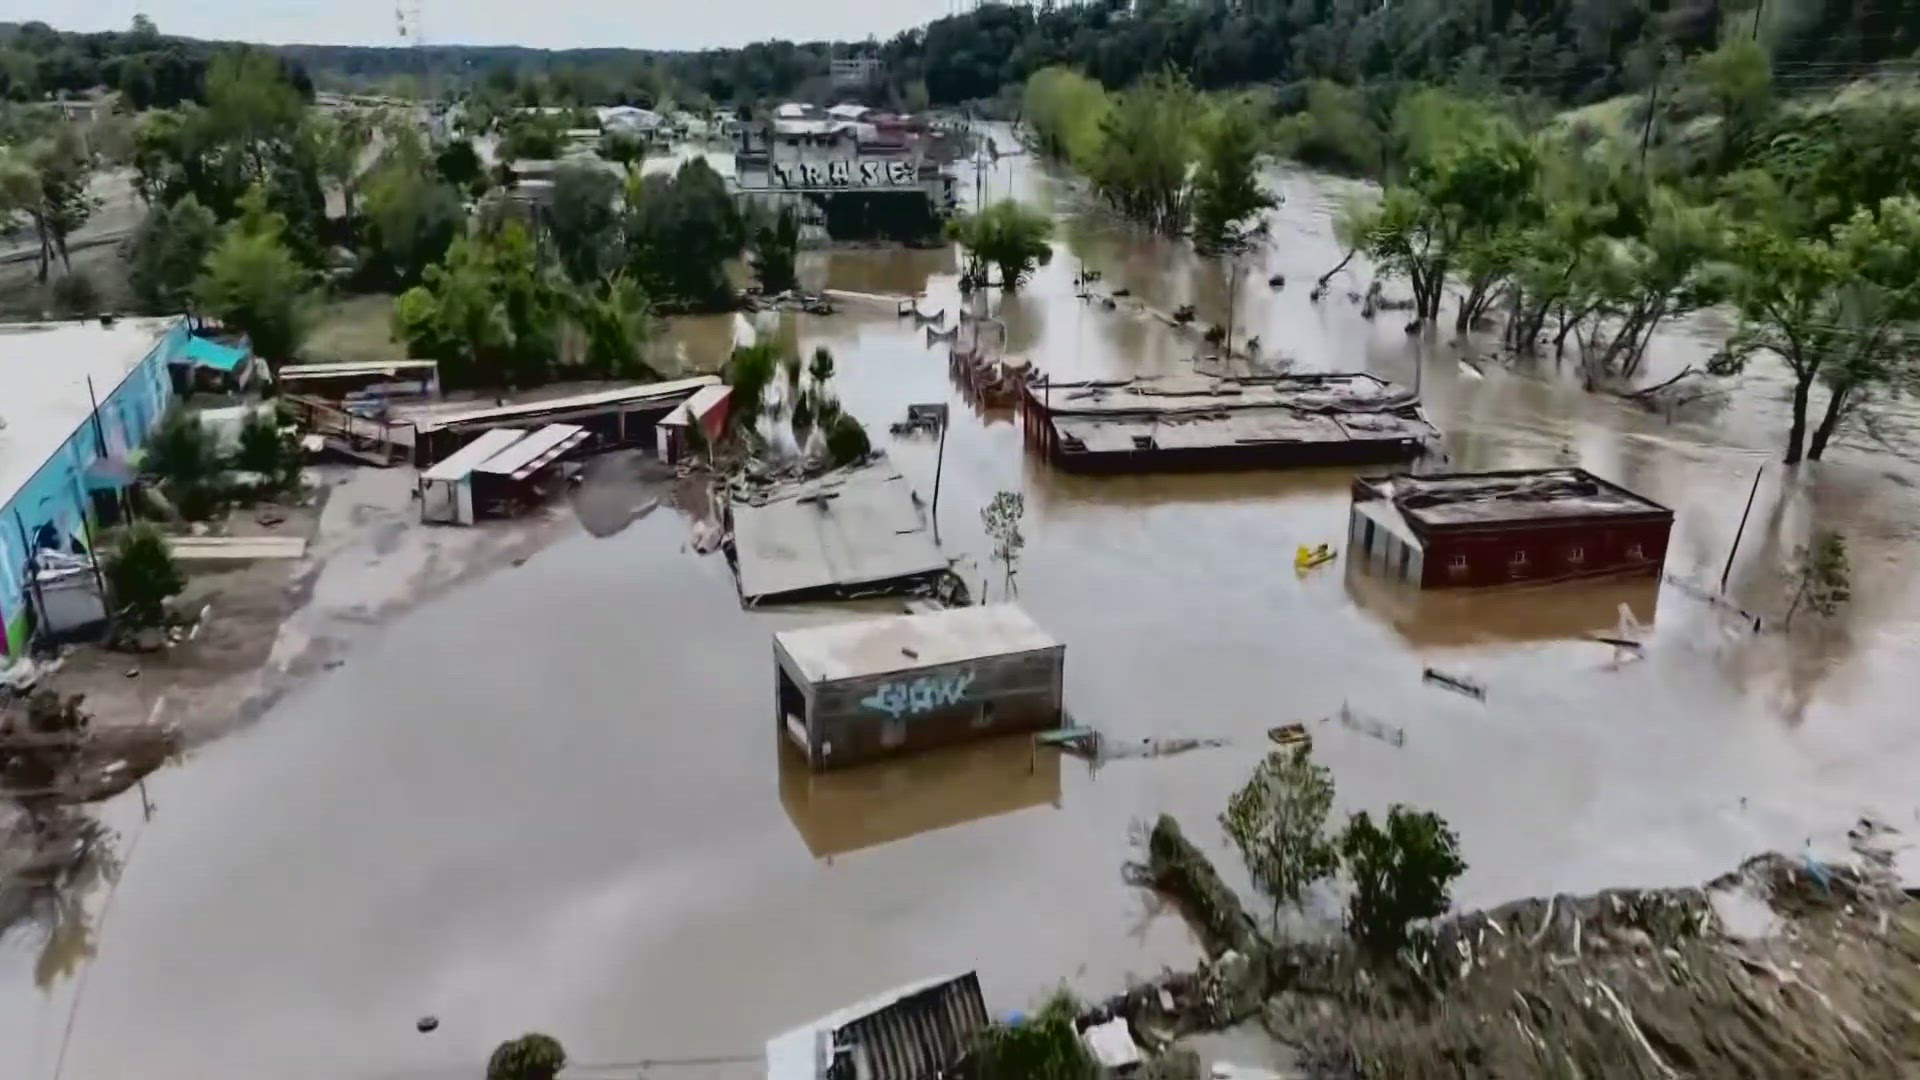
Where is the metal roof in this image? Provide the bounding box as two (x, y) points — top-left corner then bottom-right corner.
(279, 360), (439, 380)
(776, 604), (1058, 685)
(412, 376), (719, 433)
(475, 423), (589, 481)
(658, 384), (731, 427)
(1365, 468), (1672, 529)
(420, 428), (526, 483)
(731, 460), (947, 601)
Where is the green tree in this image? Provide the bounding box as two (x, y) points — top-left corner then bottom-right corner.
(146, 407), (222, 487)
(1192, 97), (1275, 254)
(1339, 805), (1466, 956)
(1786, 531), (1851, 626)
(946, 199), (1054, 291)
(1088, 69), (1201, 233)
(622, 158), (742, 308)
(435, 138), (485, 194)
(486, 1033), (566, 1080)
(972, 991), (1097, 1080)
(1023, 66), (1110, 168)
(548, 162), (625, 285)
(1687, 38), (1773, 171)
(750, 206), (800, 294)
(1716, 195), (1920, 463)
(359, 160), (465, 289)
(202, 49), (306, 186)
(1221, 749), (1339, 934)
(0, 131), (96, 283)
(824, 412), (872, 468)
(129, 195), (221, 312)
(980, 490), (1025, 598)
(196, 186), (315, 363)
(393, 220), (566, 388)
(571, 274), (657, 379)
(105, 524), (187, 629)
(307, 107), (375, 223)
(725, 340), (781, 435)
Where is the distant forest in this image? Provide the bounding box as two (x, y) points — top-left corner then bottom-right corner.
(5, 0), (1920, 112)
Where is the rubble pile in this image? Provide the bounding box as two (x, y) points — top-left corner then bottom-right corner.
(1125, 813), (1920, 1079)
(1286, 853), (1920, 1078)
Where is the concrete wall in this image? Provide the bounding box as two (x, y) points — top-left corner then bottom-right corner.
(2, 320), (184, 656)
(801, 647), (1064, 770)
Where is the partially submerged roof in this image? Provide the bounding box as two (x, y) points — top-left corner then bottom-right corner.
(1, 317), (179, 514)
(419, 427), (526, 483)
(474, 423), (588, 481)
(730, 459), (947, 601)
(1364, 468), (1672, 529)
(776, 604), (1058, 684)
(658, 384), (731, 428)
(1037, 373), (1414, 418)
(765, 972), (987, 1080)
(412, 376), (720, 433)
(1054, 406), (1432, 453)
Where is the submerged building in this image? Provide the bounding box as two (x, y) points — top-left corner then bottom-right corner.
(1019, 373), (1436, 473)
(772, 605), (1065, 771)
(1347, 468), (1674, 589)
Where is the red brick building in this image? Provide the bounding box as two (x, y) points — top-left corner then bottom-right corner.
(1348, 469), (1673, 589)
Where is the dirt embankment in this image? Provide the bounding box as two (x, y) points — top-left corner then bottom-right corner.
(1112, 815), (1920, 1079)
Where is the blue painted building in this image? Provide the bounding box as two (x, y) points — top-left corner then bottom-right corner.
(1, 317), (187, 657)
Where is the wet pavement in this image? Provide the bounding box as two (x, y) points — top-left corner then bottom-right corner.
(6, 141), (1920, 1079)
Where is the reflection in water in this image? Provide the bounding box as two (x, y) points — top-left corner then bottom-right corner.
(778, 734), (1063, 859)
(1344, 562), (1662, 650)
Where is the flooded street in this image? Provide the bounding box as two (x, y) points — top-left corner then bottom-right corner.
(7, 145), (1920, 1079)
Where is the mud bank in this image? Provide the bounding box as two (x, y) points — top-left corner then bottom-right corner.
(1126, 814), (1920, 1079)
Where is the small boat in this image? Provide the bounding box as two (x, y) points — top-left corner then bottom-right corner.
(1294, 543), (1336, 570)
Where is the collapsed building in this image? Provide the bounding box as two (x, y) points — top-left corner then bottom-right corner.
(1018, 373), (1436, 473)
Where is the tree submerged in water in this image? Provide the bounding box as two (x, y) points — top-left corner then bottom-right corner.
(1221, 748), (1339, 934)
(486, 1033), (566, 1080)
(980, 490), (1026, 598)
(1786, 530), (1852, 626)
(1339, 804), (1466, 956)
(947, 199), (1053, 291)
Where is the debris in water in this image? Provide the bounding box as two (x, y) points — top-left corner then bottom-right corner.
(416, 1016), (439, 1033)
(1422, 668), (1485, 701)
(1268, 723), (1312, 750)
(1332, 703), (1405, 748)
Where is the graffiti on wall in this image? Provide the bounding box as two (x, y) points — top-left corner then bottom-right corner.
(861, 670), (975, 719)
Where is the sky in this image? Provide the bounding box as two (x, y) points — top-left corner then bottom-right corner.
(0, 0), (968, 50)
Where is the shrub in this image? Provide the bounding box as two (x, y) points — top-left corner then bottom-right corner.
(1339, 805), (1467, 955)
(824, 412), (871, 466)
(105, 523), (186, 627)
(51, 270), (100, 316)
(146, 407), (221, 487)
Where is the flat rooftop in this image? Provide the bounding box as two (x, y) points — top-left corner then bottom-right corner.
(1366, 469), (1671, 529)
(776, 604), (1058, 685)
(1055, 406), (1433, 453)
(0, 318), (178, 513)
(407, 376), (719, 433)
(1037, 373), (1413, 418)
(731, 459), (947, 602)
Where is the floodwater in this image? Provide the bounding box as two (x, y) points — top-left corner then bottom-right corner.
(7, 137), (1920, 1080)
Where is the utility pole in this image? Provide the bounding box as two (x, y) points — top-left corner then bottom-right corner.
(929, 404), (950, 542)
(1720, 467), (1764, 593)
(1751, 0), (1764, 40)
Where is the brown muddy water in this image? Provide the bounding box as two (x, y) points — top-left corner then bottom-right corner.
(7, 142), (1920, 1080)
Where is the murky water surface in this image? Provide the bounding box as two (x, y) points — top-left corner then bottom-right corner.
(7, 138), (1920, 1079)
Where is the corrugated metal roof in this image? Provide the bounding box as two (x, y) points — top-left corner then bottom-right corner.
(420, 428), (526, 483)
(731, 460), (947, 601)
(475, 423), (588, 481)
(280, 360), (439, 380)
(413, 376), (720, 433)
(776, 605), (1057, 685)
(764, 972), (986, 1080)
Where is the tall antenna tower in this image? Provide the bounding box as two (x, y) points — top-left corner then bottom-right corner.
(396, 0), (425, 46)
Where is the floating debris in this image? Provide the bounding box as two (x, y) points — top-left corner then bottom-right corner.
(1268, 723), (1312, 750)
(1333, 703), (1405, 748)
(1422, 667), (1486, 701)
